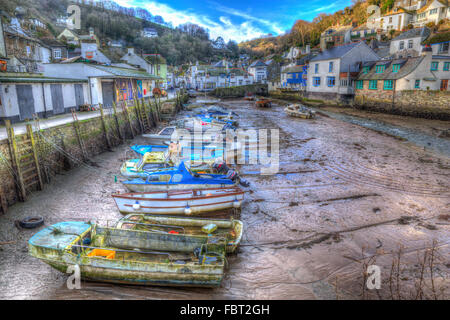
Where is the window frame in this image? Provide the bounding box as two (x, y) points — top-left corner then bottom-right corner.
(313, 77), (321, 87)
(444, 62), (450, 71)
(392, 64), (400, 73)
(383, 80), (393, 90)
(431, 61), (439, 71)
(414, 79), (420, 89)
(375, 65), (385, 73)
(329, 61), (334, 72)
(356, 80), (363, 89)
(326, 76), (335, 87)
(369, 80), (378, 90)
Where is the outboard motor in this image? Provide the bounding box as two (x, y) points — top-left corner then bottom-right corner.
(212, 162), (230, 174)
(226, 169), (238, 181)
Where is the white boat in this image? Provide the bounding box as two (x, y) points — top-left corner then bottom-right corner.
(284, 104), (316, 119)
(112, 186), (245, 215)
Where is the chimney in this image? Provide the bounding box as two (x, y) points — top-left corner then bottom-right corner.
(421, 44), (432, 56)
(127, 47), (134, 55)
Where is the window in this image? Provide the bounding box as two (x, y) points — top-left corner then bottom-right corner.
(356, 80), (363, 89)
(53, 49), (61, 59)
(369, 80), (378, 90)
(327, 76), (335, 87)
(431, 62), (439, 71)
(439, 42), (449, 53)
(392, 64), (401, 73)
(383, 80), (393, 90)
(415, 80), (420, 89)
(313, 77), (321, 86)
(389, 17), (393, 23)
(315, 63), (319, 73)
(444, 62), (450, 71)
(399, 41), (404, 50)
(329, 62), (334, 72)
(375, 65), (385, 73)
(430, 8), (438, 15)
(408, 40), (413, 49)
(363, 66), (370, 74)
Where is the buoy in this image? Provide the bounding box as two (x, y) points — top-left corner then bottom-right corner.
(133, 201), (141, 210)
(184, 205), (192, 215)
(233, 200), (241, 208)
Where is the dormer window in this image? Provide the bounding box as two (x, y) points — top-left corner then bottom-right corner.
(375, 65), (385, 73)
(363, 66), (370, 74)
(392, 64), (401, 72)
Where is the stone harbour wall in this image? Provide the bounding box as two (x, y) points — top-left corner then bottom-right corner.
(211, 84), (268, 98)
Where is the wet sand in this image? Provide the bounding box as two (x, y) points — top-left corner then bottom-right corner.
(0, 99), (449, 300)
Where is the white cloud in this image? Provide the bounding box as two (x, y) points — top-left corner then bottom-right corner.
(113, 0), (269, 42)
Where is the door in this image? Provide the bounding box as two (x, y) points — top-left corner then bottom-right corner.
(15, 85), (35, 120)
(50, 84), (64, 114)
(440, 79), (448, 91)
(74, 84), (84, 108)
(101, 81), (114, 108)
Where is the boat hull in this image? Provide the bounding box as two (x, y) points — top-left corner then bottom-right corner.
(112, 187), (245, 215)
(123, 182), (237, 193)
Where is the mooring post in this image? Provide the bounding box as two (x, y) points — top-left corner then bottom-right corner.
(141, 97), (152, 129)
(5, 120), (27, 201)
(0, 186), (8, 214)
(133, 98), (144, 133)
(26, 124), (44, 191)
(99, 104), (112, 151)
(112, 101), (123, 142)
(71, 108), (88, 162)
(122, 101), (135, 139)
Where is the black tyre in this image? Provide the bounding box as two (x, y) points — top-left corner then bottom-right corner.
(19, 216), (44, 229)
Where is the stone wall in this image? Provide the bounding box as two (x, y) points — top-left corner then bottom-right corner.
(211, 84), (268, 98)
(354, 89), (450, 120)
(0, 100), (164, 214)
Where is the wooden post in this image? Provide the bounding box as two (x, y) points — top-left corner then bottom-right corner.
(133, 98), (144, 133)
(0, 186), (8, 214)
(141, 97), (152, 128)
(71, 108), (88, 162)
(99, 104), (112, 151)
(5, 120), (27, 201)
(112, 101), (123, 142)
(26, 124), (44, 191)
(122, 101), (135, 139)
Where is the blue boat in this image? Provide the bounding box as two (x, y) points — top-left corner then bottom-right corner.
(130, 144), (168, 155)
(122, 162), (236, 192)
(131, 144), (224, 162)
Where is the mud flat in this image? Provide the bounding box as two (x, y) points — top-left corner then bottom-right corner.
(0, 99), (448, 300)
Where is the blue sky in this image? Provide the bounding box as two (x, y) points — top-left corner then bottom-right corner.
(115, 0), (352, 42)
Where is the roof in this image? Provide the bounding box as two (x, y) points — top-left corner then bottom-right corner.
(425, 31), (450, 45)
(92, 64), (162, 79)
(392, 27), (430, 41)
(357, 56), (424, 80)
(432, 55), (450, 60)
(0, 74), (87, 83)
(383, 8), (410, 16)
(249, 60), (267, 67)
(282, 65), (305, 73)
(144, 54), (167, 65)
(417, 0), (448, 13)
(310, 42), (362, 61)
(40, 38), (66, 48)
(213, 60), (233, 68)
(374, 47), (391, 58)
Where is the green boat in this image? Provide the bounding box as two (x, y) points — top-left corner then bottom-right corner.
(116, 214), (243, 253)
(29, 221), (226, 287)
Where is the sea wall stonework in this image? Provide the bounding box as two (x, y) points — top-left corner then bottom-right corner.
(354, 90), (450, 120)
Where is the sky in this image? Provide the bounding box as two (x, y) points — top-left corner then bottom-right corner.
(114, 0), (353, 42)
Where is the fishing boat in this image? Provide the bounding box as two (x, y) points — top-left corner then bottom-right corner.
(284, 104), (315, 119)
(29, 221), (226, 287)
(255, 98), (272, 108)
(141, 127), (177, 145)
(131, 144), (225, 163)
(112, 186), (245, 215)
(115, 214), (243, 253)
(122, 162), (237, 192)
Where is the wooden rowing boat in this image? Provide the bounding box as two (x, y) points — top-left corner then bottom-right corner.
(29, 221), (226, 287)
(284, 104), (315, 119)
(112, 186), (245, 215)
(255, 98), (272, 108)
(115, 214), (243, 253)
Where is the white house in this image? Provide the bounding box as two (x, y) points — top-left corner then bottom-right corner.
(389, 27), (431, 58)
(141, 28), (158, 38)
(188, 63), (253, 90)
(80, 41), (111, 64)
(248, 60), (268, 83)
(120, 47), (153, 74)
(376, 7), (413, 31)
(306, 41), (380, 99)
(413, 0), (449, 27)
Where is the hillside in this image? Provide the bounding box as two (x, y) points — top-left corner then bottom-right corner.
(239, 0), (396, 57)
(0, 0), (239, 65)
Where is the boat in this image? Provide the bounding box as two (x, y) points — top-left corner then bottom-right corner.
(284, 104), (316, 119)
(115, 214), (243, 253)
(29, 221), (226, 287)
(131, 144), (225, 163)
(112, 186), (245, 216)
(120, 156), (219, 179)
(255, 98), (272, 108)
(141, 127), (177, 145)
(122, 162), (237, 192)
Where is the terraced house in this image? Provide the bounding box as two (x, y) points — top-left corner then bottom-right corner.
(354, 45), (450, 110)
(188, 62), (253, 90)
